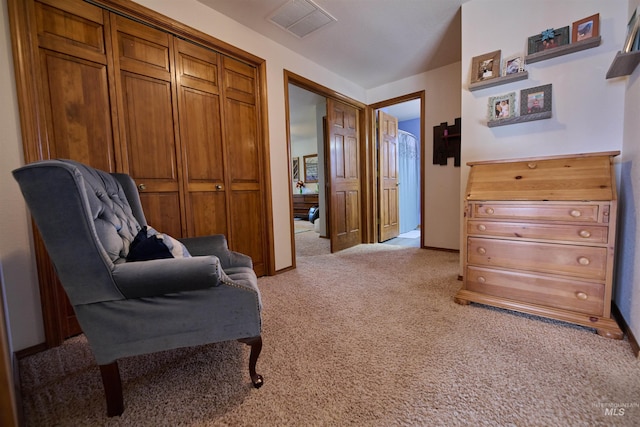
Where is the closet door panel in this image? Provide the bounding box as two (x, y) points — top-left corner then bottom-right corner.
(222, 57), (266, 275)
(25, 0), (116, 343)
(35, 0), (106, 62)
(175, 39), (228, 237)
(120, 73), (178, 180)
(189, 192), (228, 237)
(225, 99), (260, 183)
(39, 50), (115, 171)
(113, 14), (183, 237)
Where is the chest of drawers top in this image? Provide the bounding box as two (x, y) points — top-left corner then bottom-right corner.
(465, 151), (619, 202)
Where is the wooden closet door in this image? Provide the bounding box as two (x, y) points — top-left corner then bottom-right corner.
(22, 0), (119, 342)
(222, 57), (267, 276)
(111, 15), (184, 237)
(174, 39), (228, 237)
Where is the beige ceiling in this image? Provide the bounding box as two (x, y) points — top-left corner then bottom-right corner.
(196, 0), (466, 90)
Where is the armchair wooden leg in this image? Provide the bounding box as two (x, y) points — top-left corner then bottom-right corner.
(238, 336), (264, 388)
(99, 362), (124, 417)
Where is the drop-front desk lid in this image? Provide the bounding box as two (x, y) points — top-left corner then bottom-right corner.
(465, 151), (619, 201)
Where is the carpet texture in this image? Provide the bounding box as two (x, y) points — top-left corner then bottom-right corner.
(19, 244), (640, 426)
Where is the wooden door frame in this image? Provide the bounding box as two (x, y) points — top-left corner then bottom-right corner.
(369, 91), (426, 248)
(284, 71), (372, 269)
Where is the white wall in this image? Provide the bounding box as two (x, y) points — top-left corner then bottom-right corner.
(367, 62), (462, 250)
(619, 0), (640, 341)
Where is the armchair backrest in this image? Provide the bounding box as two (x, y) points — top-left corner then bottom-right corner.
(12, 160), (145, 305)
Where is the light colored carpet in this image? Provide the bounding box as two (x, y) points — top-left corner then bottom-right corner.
(19, 244), (640, 426)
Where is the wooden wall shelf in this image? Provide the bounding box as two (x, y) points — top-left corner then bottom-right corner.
(525, 36), (601, 64)
(469, 71), (529, 92)
(487, 111), (552, 128)
(606, 50), (640, 79)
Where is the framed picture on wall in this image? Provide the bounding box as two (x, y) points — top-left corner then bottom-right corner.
(503, 55), (524, 76)
(527, 27), (569, 54)
(572, 13), (599, 42)
(470, 50), (501, 84)
(520, 84), (552, 116)
(487, 92), (516, 121)
(292, 157), (300, 181)
(304, 154), (318, 183)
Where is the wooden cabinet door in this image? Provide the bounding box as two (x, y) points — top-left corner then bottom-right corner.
(174, 39), (228, 237)
(112, 15), (184, 237)
(222, 57), (267, 276)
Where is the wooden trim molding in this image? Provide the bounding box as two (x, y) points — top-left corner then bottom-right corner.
(611, 303), (640, 358)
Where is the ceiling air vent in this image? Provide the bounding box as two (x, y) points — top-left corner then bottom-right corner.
(269, 0), (336, 38)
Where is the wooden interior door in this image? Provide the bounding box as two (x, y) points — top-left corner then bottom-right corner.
(112, 15), (184, 238)
(327, 99), (361, 252)
(378, 111), (400, 242)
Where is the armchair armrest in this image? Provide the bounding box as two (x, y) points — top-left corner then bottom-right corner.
(112, 256), (223, 298)
(179, 235), (253, 269)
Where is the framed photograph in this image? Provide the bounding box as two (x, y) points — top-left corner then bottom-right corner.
(292, 157), (300, 181)
(527, 27), (570, 54)
(624, 9), (640, 52)
(488, 92), (516, 121)
(503, 55), (523, 76)
(520, 84), (552, 116)
(470, 50), (501, 84)
(303, 154), (318, 183)
(572, 13), (599, 42)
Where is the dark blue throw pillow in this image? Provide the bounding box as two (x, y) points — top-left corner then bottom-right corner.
(126, 226), (173, 262)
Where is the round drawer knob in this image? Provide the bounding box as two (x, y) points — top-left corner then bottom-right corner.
(578, 257), (590, 265)
(477, 247), (487, 255)
(216, 185), (223, 190)
(477, 276), (486, 283)
(137, 183), (146, 191)
(575, 292), (588, 300)
(570, 210), (582, 218)
(478, 224), (487, 231)
(527, 162), (537, 169)
(579, 230), (591, 238)
(485, 208), (494, 215)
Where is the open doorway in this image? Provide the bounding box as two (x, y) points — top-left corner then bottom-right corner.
(372, 93), (424, 248)
(288, 84), (330, 258)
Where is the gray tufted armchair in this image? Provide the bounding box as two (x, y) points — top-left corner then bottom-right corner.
(12, 159), (264, 417)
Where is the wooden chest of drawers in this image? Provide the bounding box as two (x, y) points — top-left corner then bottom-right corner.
(293, 194), (318, 219)
(455, 152), (622, 339)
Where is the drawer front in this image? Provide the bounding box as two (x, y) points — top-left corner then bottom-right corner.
(467, 237), (607, 280)
(471, 203), (600, 222)
(467, 220), (609, 244)
(465, 266), (604, 316)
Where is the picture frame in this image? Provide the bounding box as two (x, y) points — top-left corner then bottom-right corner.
(624, 8), (640, 52)
(572, 13), (599, 42)
(470, 50), (501, 84)
(520, 84), (552, 116)
(292, 157), (300, 181)
(527, 26), (570, 55)
(303, 154), (318, 183)
(503, 55), (524, 76)
(488, 92), (516, 121)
